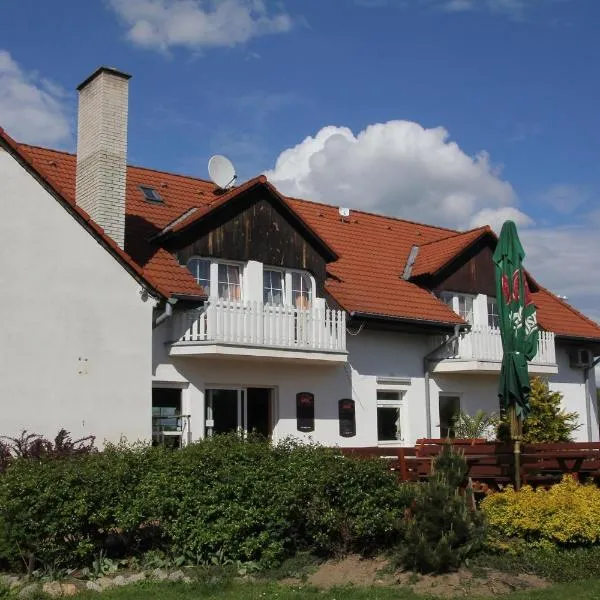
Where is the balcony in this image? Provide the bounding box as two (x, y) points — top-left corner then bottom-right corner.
(430, 326), (557, 374)
(170, 300), (347, 364)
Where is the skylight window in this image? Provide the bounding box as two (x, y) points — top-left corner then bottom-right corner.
(139, 185), (163, 203)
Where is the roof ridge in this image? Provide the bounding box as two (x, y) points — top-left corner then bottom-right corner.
(16, 141), (464, 234)
(416, 225), (489, 249)
(17, 142), (218, 186)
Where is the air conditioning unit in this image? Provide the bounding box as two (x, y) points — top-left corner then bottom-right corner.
(569, 348), (595, 369)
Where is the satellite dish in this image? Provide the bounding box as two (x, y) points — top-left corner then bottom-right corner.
(339, 207), (350, 218)
(208, 155), (237, 189)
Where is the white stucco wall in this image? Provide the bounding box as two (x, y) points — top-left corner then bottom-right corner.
(153, 325), (433, 447)
(153, 321), (599, 446)
(0, 148), (154, 444)
(549, 345), (598, 442)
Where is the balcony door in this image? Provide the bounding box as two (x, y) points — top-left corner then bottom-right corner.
(205, 387), (272, 438)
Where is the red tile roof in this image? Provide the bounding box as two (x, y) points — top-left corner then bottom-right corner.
(6, 137), (600, 340)
(411, 226), (492, 278)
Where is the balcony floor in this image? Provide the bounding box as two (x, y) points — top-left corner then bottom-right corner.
(170, 342), (348, 365)
(432, 358), (558, 375)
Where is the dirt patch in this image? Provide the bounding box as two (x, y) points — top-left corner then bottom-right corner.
(295, 556), (549, 597)
(397, 568), (548, 598)
(306, 555), (392, 588)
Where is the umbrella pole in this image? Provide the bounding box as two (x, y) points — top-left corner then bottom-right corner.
(510, 405), (522, 490)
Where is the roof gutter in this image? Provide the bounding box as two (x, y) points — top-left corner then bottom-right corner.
(349, 311), (461, 331)
(153, 297), (178, 329)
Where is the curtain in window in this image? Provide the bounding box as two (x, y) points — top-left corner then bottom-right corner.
(218, 264), (241, 301)
(187, 258), (211, 296)
(264, 270), (284, 305)
(292, 272), (312, 310)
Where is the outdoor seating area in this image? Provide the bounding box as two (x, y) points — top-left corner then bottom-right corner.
(342, 439), (600, 488)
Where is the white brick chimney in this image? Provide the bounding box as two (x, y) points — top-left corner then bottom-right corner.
(75, 67), (131, 249)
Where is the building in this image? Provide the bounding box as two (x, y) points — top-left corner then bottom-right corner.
(1, 67), (598, 447)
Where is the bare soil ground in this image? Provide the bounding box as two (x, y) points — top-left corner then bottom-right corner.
(283, 555), (549, 598)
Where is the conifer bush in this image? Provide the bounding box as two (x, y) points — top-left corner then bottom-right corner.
(394, 445), (486, 573)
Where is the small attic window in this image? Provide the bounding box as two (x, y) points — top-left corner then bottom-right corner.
(139, 185), (163, 203)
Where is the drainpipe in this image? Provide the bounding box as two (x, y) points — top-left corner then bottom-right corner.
(153, 297), (178, 329)
(423, 325), (467, 438)
(584, 355), (600, 442)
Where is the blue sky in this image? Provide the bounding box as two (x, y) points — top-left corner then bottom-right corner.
(1, 0), (599, 322)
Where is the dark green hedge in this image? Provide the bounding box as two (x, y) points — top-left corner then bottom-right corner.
(0, 436), (417, 571)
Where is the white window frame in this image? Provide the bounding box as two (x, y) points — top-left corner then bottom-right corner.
(186, 257), (211, 295)
(186, 257), (245, 302)
(376, 388), (406, 446)
(440, 292), (475, 325)
(263, 267), (286, 305)
(262, 265), (316, 308)
(487, 296), (500, 330)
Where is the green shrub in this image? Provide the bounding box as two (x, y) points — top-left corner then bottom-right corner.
(498, 377), (580, 443)
(394, 445), (486, 573)
(481, 475), (600, 546)
(452, 410), (499, 440)
(0, 435), (416, 572)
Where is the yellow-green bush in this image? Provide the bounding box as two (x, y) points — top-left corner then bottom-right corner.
(481, 476), (600, 545)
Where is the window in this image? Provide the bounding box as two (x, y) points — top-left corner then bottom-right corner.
(440, 292), (474, 325)
(139, 185), (163, 203)
(457, 295), (474, 324)
(264, 269), (285, 305)
(292, 272), (312, 309)
(376, 390), (404, 443)
(152, 388), (185, 449)
(487, 297), (500, 329)
(218, 263), (242, 301)
(439, 395), (460, 438)
(187, 258), (211, 295)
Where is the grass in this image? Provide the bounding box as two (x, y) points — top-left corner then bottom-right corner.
(68, 578), (600, 600)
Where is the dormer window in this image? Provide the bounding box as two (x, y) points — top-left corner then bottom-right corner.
(218, 263), (242, 301)
(440, 292), (474, 325)
(263, 266), (315, 308)
(292, 272), (312, 309)
(264, 269), (285, 305)
(139, 185), (163, 203)
(187, 258), (211, 296)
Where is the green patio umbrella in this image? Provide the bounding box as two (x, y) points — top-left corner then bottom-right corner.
(492, 220), (539, 489)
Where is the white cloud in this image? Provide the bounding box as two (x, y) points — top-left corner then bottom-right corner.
(108, 0), (293, 52)
(265, 120), (518, 229)
(0, 50), (72, 147)
(470, 206), (534, 231)
(522, 226), (600, 323)
(266, 121), (599, 324)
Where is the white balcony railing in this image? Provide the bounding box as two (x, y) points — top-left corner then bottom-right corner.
(432, 326), (556, 365)
(172, 300), (347, 353)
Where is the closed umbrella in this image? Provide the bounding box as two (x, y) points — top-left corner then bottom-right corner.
(492, 220), (539, 489)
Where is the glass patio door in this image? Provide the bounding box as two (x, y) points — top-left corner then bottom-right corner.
(205, 388), (271, 438)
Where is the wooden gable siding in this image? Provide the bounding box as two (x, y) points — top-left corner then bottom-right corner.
(175, 195), (328, 288)
(432, 242), (497, 296)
